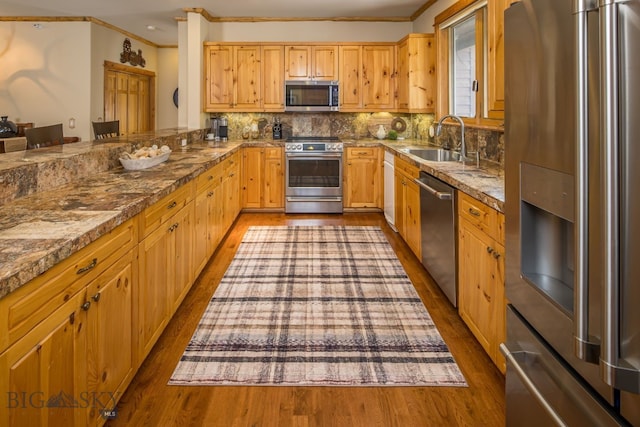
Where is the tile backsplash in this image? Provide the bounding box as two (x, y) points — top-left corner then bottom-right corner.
(213, 112), (504, 165)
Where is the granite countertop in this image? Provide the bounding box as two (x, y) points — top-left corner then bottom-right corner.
(0, 136), (503, 300)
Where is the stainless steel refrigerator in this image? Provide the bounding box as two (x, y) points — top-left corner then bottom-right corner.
(503, 0), (640, 425)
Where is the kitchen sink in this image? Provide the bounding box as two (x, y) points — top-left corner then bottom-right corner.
(402, 148), (462, 162)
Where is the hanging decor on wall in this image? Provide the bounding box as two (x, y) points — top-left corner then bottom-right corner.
(120, 38), (146, 68)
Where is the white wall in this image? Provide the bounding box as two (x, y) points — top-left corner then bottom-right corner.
(207, 21), (412, 42)
(0, 21), (91, 140)
(90, 24), (159, 137)
(157, 48), (179, 129)
(413, 0), (458, 32)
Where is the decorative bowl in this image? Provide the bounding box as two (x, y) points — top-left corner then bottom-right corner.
(119, 151), (171, 170)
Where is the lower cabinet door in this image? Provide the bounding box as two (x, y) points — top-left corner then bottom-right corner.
(0, 292), (88, 427)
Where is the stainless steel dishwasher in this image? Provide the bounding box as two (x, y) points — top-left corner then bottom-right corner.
(415, 172), (457, 307)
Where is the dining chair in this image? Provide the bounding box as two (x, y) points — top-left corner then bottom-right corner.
(25, 124), (64, 149)
(92, 120), (120, 140)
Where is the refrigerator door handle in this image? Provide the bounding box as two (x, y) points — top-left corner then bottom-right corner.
(499, 344), (569, 427)
(598, 0), (640, 392)
(574, 0), (601, 365)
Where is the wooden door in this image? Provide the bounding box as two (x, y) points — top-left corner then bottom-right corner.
(362, 45), (396, 110)
(263, 147), (284, 209)
(234, 45), (261, 110)
(458, 219), (496, 357)
(103, 61), (155, 137)
(339, 45), (362, 111)
(242, 147), (264, 208)
(344, 147), (380, 208)
(170, 204), (194, 312)
(204, 45), (234, 109)
(0, 292), (87, 427)
(85, 252), (134, 424)
(285, 46), (311, 79)
(137, 225), (171, 360)
(487, 0), (509, 119)
(262, 45), (285, 111)
(405, 178), (422, 258)
(312, 46), (338, 80)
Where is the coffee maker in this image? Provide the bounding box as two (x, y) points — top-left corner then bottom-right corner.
(210, 116), (228, 142)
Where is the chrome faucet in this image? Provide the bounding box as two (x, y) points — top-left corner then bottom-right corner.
(436, 115), (466, 160)
(435, 115), (478, 167)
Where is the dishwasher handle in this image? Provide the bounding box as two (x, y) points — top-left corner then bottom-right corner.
(414, 178), (452, 200)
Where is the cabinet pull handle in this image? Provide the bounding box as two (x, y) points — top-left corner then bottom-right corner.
(208, 175), (214, 180)
(468, 207), (481, 217)
(486, 246), (494, 254)
(76, 258), (97, 275)
(81, 301), (91, 311)
(92, 293), (101, 302)
(207, 191), (214, 197)
(69, 312), (75, 325)
(167, 201), (177, 209)
(493, 252), (501, 260)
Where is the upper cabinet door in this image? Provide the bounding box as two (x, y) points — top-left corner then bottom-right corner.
(285, 45), (338, 80)
(234, 45), (261, 110)
(262, 45), (285, 111)
(362, 45), (396, 110)
(204, 45), (234, 110)
(486, 0), (509, 119)
(339, 45), (363, 111)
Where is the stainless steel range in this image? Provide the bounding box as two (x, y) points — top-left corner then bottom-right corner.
(285, 136), (343, 213)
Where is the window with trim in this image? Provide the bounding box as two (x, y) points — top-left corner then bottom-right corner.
(435, 0), (490, 123)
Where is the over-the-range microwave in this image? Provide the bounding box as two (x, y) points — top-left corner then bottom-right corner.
(284, 80), (339, 112)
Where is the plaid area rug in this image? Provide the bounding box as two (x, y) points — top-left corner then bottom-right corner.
(169, 226), (467, 386)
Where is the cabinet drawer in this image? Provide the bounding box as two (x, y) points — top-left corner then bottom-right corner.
(0, 218), (137, 353)
(224, 152), (240, 177)
(458, 191), (499, 240)
(347, 147), (378, 159)
(395, 156), (419, 178)
(196, 162), (223, 194)
(139, 182), (194, 238)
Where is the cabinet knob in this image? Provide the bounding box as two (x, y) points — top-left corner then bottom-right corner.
(493, 251), (501, 260)
(81, 301), (91, 311)
(92, 293), (101, 302)
(167, 201), (177, 210)
(486, 246), (494, 254)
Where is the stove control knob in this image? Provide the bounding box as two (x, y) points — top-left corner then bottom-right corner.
(296, 144), (302, 150)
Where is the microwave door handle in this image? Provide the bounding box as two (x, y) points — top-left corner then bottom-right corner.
(574, 0), (600, 365)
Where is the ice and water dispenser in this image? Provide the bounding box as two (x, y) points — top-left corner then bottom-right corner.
(519, 162), (575, 314)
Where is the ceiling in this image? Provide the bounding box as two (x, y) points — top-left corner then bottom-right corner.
(0, 0), (433, 46)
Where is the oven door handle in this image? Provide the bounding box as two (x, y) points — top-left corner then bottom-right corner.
(287, 197), (343, 202)
(286, 152), (343, 159)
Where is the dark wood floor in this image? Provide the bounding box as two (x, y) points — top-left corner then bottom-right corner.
(107, 213), (505, 427)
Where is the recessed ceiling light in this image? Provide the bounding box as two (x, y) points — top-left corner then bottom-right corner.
(146, 25), (156, 31)
(32, 23), (44, 29)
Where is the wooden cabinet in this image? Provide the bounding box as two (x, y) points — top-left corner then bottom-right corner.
(242, 147), (284, 210)
(338, 45), (363, 111)
(222, 152), (241, 233)
(396, 34), (436, 113)
(394, 156), (421, 258)
(457, 191), (506, 373)
(487, 0), (509, 120)
(85, 250), (135, 424)
(137, 183), (195, 360)
(194, 162), (224, 277)
(344, 146), (382, 209)
(285, 45), (338, 80)
(262, 45), (285, 111)
(362, 45), (396, 111)
(0, 219), (137, 427)
(204, 44), (261, 111)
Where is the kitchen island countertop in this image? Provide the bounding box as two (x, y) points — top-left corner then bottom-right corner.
(0, 136), (503, 299)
